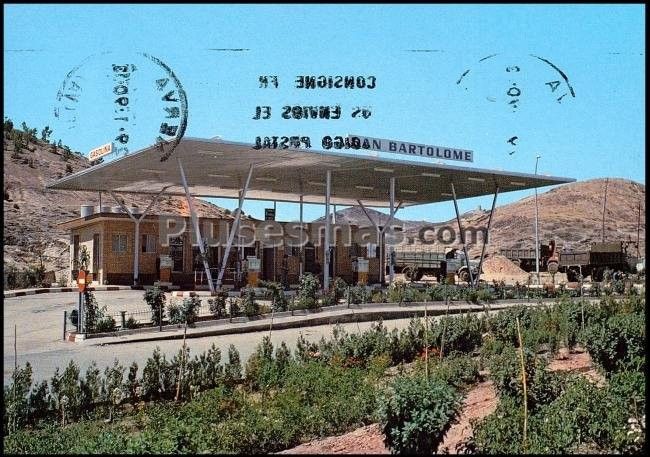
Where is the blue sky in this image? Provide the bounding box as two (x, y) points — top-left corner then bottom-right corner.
(4, 4), (645, 223)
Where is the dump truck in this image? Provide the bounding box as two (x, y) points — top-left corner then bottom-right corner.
(558, 241), (634, 282)
(499, 243), (554, 272)
(391, 247), (479, 283)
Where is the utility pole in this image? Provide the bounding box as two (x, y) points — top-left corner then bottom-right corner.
(601, 178), (609, 243)
(636, 201), (641, 258)
(534, 155), (541, 285)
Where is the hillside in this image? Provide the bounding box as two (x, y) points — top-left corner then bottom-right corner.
(3, 131), (238, 275)
(315, 179), (645, 258)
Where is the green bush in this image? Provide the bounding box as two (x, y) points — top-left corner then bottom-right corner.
(580, 311), (645, 373)
(430, 313), (483, 355)
(207, 288), (228, 318)
(168, 296), (202, 326)
(330, 276), (348, 302)
(429, 354), (481, 388)
(224, 344), (243, 386)
(124, 316), (139, 329)
(144, 286), (166, 326)
(378, 374), (461, 454)
(95, 314), (116, 333)
(348, 285), (371, 304)
(297, 273), (320, 309)
(259, 281), (289, 311)
(241, 287), (259, 317)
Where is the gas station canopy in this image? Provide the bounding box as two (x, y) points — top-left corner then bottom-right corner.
(47, 137), (575, 207)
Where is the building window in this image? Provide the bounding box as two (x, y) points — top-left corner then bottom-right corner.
(112, 234), (128, 253)
(290, 246), (301, 257)
(169, 236), (184, 272)
(367, 243), (377, 258)
(141, 234), (156, 253)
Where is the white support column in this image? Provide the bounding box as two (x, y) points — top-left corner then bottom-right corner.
(323, 170), (332, 292)
(110, 188), (166, 286)
(357, 199), (403, 286)
(389, 177), (396, 284)
(178, 158), (215, 294)
(475, 186), (499, 286)
(216, 164), (254, 289)
(450, 183), (475, 287)
(299, 194), (304, 277)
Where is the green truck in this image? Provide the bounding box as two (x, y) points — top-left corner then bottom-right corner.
(391, 247), (479, 283)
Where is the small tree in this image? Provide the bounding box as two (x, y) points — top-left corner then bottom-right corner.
(144, 286), (166, 326)
(40, 126), (53, 142)
(297, 273), (320, 309)
(241, 287), (259, 317)
(207, 288), (229, 318)
(224, 344), (242, 386)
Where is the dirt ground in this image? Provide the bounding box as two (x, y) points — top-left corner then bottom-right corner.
(277, 424), (389, 454)
(279, 349), (601, 454)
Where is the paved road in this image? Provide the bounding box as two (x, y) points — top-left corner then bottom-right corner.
(4, 290), (439, 384)
(3, 289), (557, 385)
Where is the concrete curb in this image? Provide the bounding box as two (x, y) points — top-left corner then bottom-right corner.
(87, 300), (553, 346)
(3, 285), (132, 298)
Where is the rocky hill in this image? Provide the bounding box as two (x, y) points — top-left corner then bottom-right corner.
(3, 129), (238, 275)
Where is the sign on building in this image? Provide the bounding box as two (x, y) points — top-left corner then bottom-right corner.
(265, 208), (276, 221)
(88, 142), (113, 161)
(347, 135), (473, 163)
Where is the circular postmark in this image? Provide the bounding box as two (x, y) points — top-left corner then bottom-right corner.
(54, 51), (188, 162)
(456, 53), (575, 156)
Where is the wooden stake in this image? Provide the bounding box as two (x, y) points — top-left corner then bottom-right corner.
(424, 299), (429, 380)
(175, 322), (188, 402)
(516, 317), (528, 451)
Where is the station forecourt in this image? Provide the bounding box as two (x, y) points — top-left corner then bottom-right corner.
(46, 137), (575, 294)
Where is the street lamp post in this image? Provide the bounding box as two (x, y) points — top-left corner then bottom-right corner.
(534, 155), (541, 285)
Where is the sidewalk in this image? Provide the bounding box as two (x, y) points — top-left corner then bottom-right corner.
(84, 299), (556, 346)
(3, 285), (132, 298)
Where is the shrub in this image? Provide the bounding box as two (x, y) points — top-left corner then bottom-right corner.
(167, 298), (182, 324)
(297, 273), (320, 309)
(224, 344), (243, 386)
(330, 276), (348, 302)
(378, 374), (461, 454)
(228, 297), (240, 318)
(259, 281), (288, 311)
(348, 285), (371, 304)
(207, 288), (229, 318)
(144, 286), (166, 326)
(431, 313), (483, 355)
(241, 287), (259, 317)
(141, 347), (174, 400)
(3, 362), (33, 434)
(124, 316), (138, 329)
(580, 311), (645, 373)
(429, 354), (481, 388)
(95, 314), (116, 333)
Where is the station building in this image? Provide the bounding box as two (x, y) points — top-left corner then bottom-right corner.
(49, 137), (574, 293)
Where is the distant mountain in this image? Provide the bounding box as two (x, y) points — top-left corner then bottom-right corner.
(314, 179), (645, 259)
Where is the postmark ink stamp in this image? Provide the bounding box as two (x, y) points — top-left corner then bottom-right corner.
(54, 51), (188, 162)
(456, 53), (575, 156)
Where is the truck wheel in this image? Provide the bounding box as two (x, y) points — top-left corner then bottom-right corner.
(414, 270), (424, 281)
(403, 266), (416, 282)
(458, 269), (470, 284)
